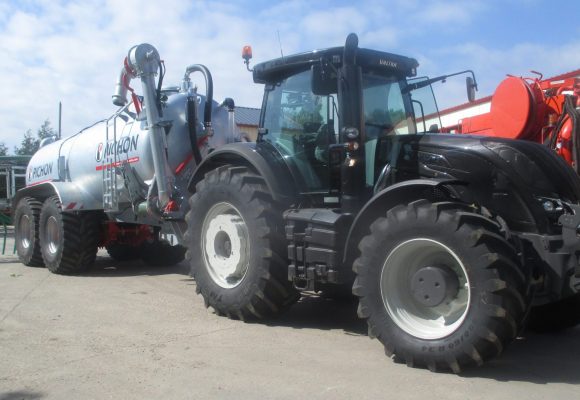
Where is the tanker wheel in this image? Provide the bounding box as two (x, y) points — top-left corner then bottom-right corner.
(106, 244), (140, 262)
(185, 165), (299, 320)
(14, 196), (44, 267)
(527, 292), (580, 332)
(39, 196), (99, 275)
(353, 200), (528, 373)
(140, 239), (186, 266)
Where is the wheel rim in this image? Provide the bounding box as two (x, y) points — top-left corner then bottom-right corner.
(18, 214), (32, 249)
(45, 216), (60, 255)
(380, 238), (471, 340)
(201, 202), (250, 289)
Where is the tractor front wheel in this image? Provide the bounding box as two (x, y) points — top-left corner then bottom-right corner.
(353, 200), (528, 372)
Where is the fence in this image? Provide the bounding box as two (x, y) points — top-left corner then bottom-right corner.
(0, 156), (30, 255)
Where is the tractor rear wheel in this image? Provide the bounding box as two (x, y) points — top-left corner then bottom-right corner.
(39, 196), (99, 274)
(185, 166), (299, 320)
(353, 200), (528, 372)
(14, 196), (44, 267)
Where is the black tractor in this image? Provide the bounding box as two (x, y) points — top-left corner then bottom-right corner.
(185, 34), (580, 372)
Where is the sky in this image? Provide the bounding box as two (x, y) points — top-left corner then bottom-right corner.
(0, 0), (579, 153)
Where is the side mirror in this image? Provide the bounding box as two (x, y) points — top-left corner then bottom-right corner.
(312, 65), (337, 95)
(466, 76), (477, 102)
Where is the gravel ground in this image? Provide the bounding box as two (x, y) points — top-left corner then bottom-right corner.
(1, 233), (580, 400)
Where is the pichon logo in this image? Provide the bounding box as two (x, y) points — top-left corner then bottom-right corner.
(96, 135), (139, 162)
(28, 162), (53, 180)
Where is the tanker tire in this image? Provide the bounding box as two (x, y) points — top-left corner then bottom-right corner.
(186, 165), (299, 320)
(527, 292), (580, 332)
(14, 197), (44, 267)
(140, 240), (186, 266)
(39, 196), (99, 275)
(106, 244), (140, 262)
(353, 200), (528, 373)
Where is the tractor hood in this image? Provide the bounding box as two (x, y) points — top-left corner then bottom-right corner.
(379, 133), (580, 233)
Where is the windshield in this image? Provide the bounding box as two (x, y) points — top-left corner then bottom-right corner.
(362, 75), (416, 138)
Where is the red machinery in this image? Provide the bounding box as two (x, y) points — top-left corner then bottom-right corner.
(444, 73), (580, 172)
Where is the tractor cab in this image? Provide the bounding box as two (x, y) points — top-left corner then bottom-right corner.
(251, 34), (450, 209)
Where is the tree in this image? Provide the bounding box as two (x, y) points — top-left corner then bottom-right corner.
(15, 119), (56, 155)
(0, 142), (7, 156)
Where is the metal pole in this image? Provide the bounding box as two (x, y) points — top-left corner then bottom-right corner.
(58, 101), (62, 139)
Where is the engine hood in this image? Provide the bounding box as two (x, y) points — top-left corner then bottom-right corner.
(378, 133), (580, 232)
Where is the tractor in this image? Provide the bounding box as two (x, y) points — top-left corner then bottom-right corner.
(14, 34), (580, 372)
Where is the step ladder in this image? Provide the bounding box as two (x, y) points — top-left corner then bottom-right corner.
(102, 116), (119, 212)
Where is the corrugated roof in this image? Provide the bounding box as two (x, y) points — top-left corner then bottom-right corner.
(236, 106), (260, 126)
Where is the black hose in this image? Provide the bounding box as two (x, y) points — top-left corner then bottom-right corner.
(566, 96), (580, 173)
(187, 96), (202, 165)
(156, 61), (165, 117)
(185, 64), (213, 128)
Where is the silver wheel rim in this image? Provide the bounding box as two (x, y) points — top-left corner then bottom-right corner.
(201, 202), (250, 289)
(380, 238), (471, 340)
(46, 216), (60, 255)
(18, 214), (32, 249)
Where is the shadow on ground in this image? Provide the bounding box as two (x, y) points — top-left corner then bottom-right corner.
(263, 293), (366, 335)
(263, 293), (580, 384)
(84, 255), (190, 278)
(463, 327), (580, 384)
(0, 390), (44, 400)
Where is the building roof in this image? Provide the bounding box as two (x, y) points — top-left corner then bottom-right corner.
(236, 106), (260, 126)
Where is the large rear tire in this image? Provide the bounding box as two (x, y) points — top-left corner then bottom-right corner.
(14, 197), (44, 267)
(39, 196), (99, 275)
(353, 200), (528, 372)
(185, 166), (299, 319)
(527, 293), (580, 332)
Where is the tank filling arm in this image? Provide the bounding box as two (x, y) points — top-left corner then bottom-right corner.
(125, 43), (175, 210)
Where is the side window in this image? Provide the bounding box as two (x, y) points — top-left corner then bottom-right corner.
(407, 77), (441, 133)
(262, 70), (338, 192)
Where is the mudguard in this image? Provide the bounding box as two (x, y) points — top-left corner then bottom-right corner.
(188, 142), (296, 204)
(13, 181), (102, 212)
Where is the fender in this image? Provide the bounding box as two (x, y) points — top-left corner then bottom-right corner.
(342, 178), (462, 265)
(188, 142), (296, 203)
(13, 181), (102, 213)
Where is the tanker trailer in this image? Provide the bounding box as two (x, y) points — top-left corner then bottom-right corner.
(13, 43), (238, 273)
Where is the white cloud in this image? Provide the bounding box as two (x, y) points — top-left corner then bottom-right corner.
(0, 0), (578, 153)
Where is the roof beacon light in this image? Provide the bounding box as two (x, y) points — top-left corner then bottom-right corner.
(242, 45), (253, 72)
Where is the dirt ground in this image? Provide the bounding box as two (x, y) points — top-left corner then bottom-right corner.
(1, 232), (580, 400)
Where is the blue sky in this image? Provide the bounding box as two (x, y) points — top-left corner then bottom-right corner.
(1, 0), (579, 152)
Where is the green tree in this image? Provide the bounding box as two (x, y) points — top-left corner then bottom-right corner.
(15, 119), (56, 155)
(0, 142), (7, 156)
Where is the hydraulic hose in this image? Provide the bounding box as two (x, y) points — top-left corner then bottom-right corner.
(183, 64), (214, 129)
(187, 96), (202, 165)
(183, 64), (214, 165)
